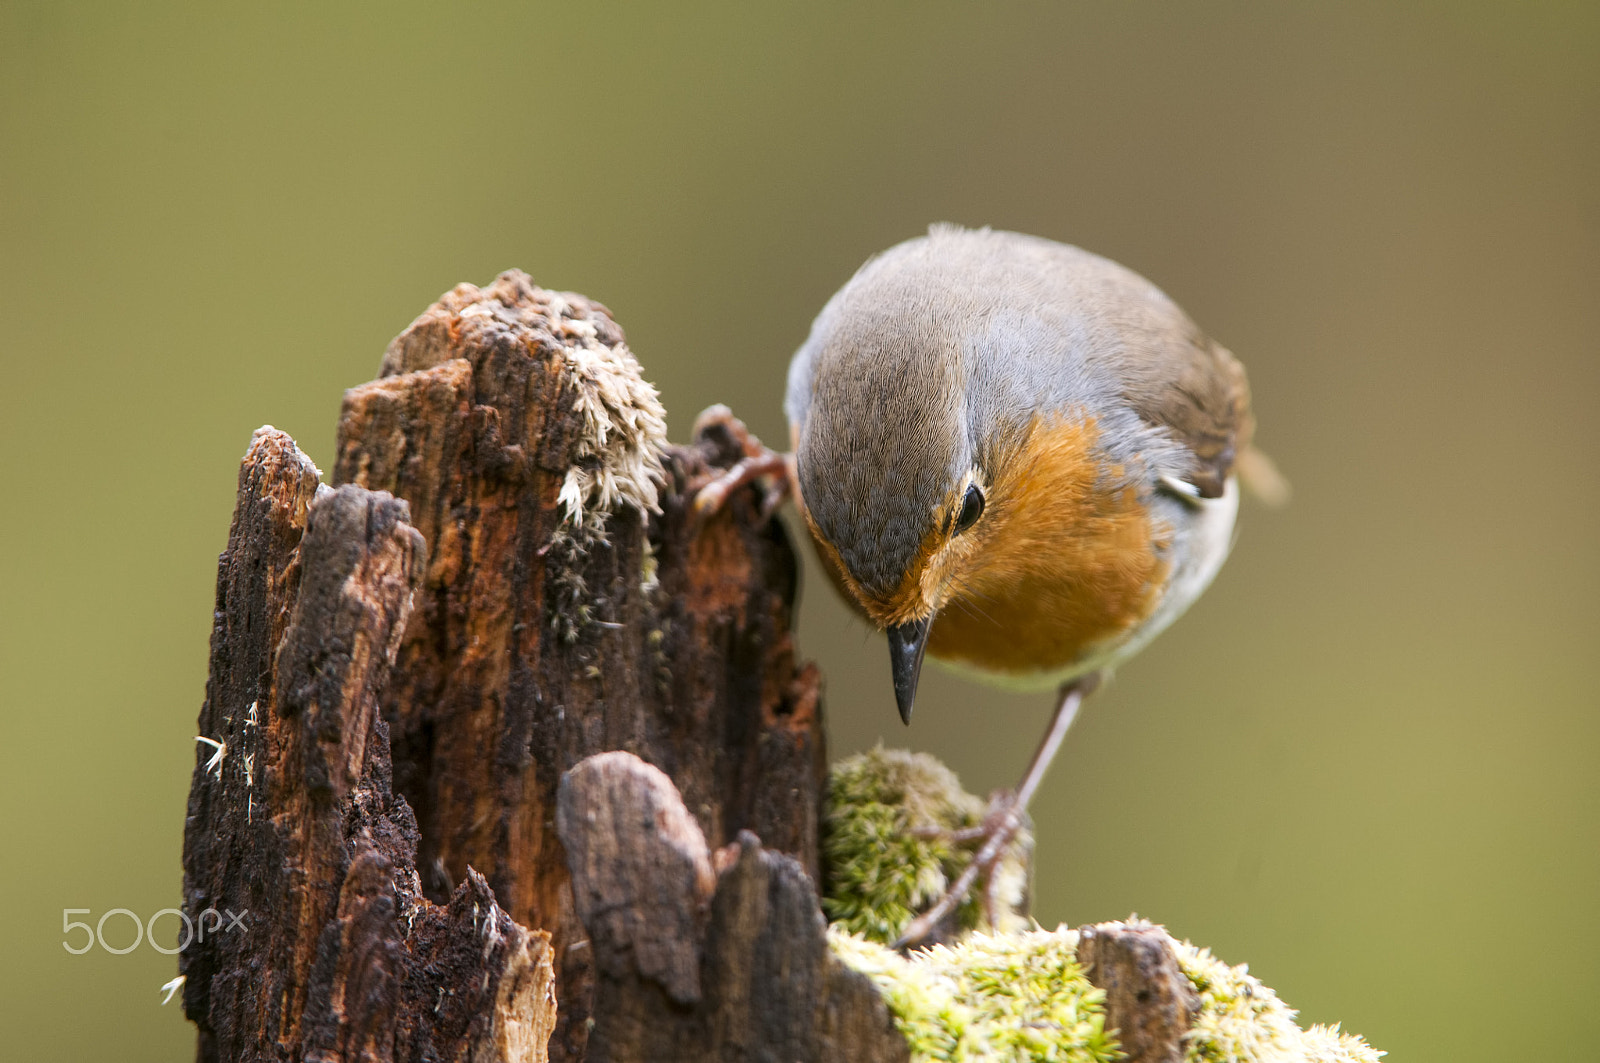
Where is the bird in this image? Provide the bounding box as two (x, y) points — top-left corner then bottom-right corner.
(696, 224), (1282, 945)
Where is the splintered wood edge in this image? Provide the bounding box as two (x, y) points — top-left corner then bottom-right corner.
(1076, 919), (1200, 1063)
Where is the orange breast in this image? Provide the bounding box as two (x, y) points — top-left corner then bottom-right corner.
(925, 416), (1169, 677)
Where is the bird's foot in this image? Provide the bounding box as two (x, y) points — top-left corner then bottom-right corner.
(896, 791), (1030, 950)
(893, 677), (1097, 950)
(690, 404), (793, 521)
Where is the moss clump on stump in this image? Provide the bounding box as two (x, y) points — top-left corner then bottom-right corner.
(822, 746), (1032, 944)
(831, 926), (1117, 1063)
(822, 751), (1384, 1063)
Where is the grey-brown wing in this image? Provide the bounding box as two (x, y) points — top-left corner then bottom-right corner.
(1120, 329), (1255, 499)
(1006, 231), (1257, 500)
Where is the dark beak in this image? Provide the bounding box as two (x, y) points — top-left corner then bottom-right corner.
(886, 616), (934, 725)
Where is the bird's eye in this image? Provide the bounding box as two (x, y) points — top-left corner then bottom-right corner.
(953, 484), (985, 534)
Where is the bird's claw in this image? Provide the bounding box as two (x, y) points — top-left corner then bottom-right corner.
(894, 791), (1029, 950)
(690, 405), (793, 521)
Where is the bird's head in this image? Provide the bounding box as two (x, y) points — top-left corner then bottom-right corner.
(791, 311), (1031, 726)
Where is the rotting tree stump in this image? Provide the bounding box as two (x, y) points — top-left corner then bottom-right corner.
(178, 272), (1218, 1063)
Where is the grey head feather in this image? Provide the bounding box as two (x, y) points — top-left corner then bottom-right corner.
(786, 226), (1200, 598)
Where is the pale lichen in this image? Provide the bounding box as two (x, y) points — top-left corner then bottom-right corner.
(823, 746), (1031, 944)
(533, 292), (668, 641)
(549, 301), (667, 533)
(1299, 1025), (1384, 1063)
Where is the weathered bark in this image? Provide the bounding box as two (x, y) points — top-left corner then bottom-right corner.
(181, 430), (556, 1062)
(182, 273), (833, 1063)
(179, 272), (1246, 1063)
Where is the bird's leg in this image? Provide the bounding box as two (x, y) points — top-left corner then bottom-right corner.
(893, 674), (1098, 950)
(690, 404), (794, 520)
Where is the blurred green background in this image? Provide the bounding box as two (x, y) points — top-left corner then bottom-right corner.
(3, 2), (1596, 1059)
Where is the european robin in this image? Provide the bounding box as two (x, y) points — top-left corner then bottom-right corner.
(698, 224), (1282, 944)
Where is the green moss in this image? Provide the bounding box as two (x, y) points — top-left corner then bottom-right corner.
(1169, 926), (1383, 1063)
(831, 927), (1117, 1063)
(822, 747), (1031, 944)
(822, 753), (1384, 1063)
(832, 924), (1383, 1063)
